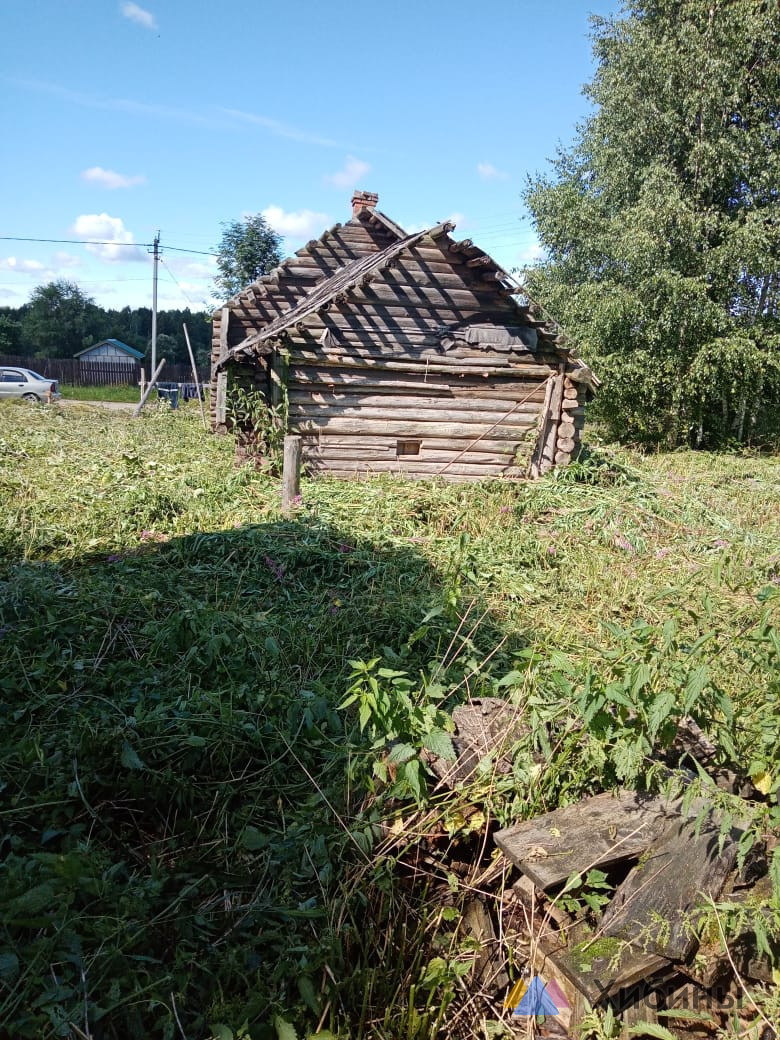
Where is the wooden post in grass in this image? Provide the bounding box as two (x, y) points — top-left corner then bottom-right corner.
(133, 359), (166, 417)
(182, 323), (208, 430)
(281, 435), (302, 514)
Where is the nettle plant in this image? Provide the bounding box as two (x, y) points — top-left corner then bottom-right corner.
(339, 656), (456, 803)
(227, 384), (287, 470)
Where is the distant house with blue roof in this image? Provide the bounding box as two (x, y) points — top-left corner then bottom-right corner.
(75, 339), (145, 367)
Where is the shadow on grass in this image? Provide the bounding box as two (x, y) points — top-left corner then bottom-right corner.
(0, 517), (517, 1040)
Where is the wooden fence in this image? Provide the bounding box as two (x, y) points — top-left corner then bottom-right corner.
(0, 356), (209, 387)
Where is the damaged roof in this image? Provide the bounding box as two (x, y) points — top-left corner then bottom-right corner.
(214, 199), (598, 391)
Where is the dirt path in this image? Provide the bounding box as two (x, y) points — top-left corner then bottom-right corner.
(58, 399), (136, 412)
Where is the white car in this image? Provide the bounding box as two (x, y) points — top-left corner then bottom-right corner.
(0, 367), (61, 402)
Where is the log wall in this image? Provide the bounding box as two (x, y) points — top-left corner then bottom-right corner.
(285, 357), (547, 479)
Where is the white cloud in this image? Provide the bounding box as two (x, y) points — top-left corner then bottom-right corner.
(477, 162), (509, 182)
(0, 257), (46, 273)
(261, 205), (331, 240)
(81, 166), (146, 189)
(52, 251), (82, 268)
(19, 82), (373, 150)
(325, 155), (372, 190)
(0, 253), (82, 286)
(169, 260), (215, 279)
(120, 2), (157, 30)
(219, 107), (341, 148)
(447, 211), (466, 228)
(71, 213), (147, 263)
(516, 241), (545, 266)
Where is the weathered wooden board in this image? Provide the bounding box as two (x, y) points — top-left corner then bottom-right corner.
(307, 433), (529, 453)
(528, 376), (554, 478)
(295, 315), (551, 347)
(289, 373), (455, 393)
(287, 391), (545, 413)
(290, 347), (552, 369)
(294, 418), (537, 439)
(494, 791), (681, 891)
(530, 942), (581, 1031)
(378, 268), (490, 292)
(599, 813), (742, 962)
(289, 403), (541, 425)
(289, 337), (552, 366)
(289, 249), (467, 277)
(215, 372), (227, 426)
(355, 281), (510, 309)
(540, 366), (565, 471)
(289, 356), (553, 379)
(277, 264), (344, 280)
(288, 376), (551, 401)
(307, 435), (522, 456)
(295, 301), (520, 330)
(428, 698), (532, 786)
(320, 469), (512, 483)
(306, 459), (526, 478)
(543, 927), (673, 1004)
(307, 448), (521, 465)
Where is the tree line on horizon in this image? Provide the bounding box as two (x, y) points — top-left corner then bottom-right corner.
(0, 280), (213, 370)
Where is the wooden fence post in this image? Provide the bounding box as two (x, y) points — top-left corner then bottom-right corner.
(182, 322), (208, 430)
(133, 359), (167, 417)
(281, 435), (302, 514)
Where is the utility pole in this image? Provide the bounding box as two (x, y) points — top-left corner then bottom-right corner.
(150, 231), (160, 378)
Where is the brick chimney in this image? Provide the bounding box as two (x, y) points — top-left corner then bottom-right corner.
(351, 190), (379, 218)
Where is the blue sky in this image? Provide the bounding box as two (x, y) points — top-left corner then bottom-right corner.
(1, 0), (619, 312)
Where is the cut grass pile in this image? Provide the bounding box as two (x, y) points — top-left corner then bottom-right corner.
(0, 400), (778, 1039)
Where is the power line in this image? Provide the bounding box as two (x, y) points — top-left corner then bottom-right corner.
(0, 277), (152, 287)
(0, 235), (217, 258)
(162, 245), (217, 257)
(0, 229), (538, 256)
(159, 257), (210, 311)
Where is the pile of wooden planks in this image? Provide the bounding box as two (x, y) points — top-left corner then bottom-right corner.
(494, 791), (776, 1037)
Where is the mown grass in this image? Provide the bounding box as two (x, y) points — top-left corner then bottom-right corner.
(0, 400), (778, 1040)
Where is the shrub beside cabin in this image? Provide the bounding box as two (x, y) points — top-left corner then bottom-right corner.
(210, 192), (597, 480)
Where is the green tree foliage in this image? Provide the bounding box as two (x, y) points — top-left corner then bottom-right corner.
(20, 280), (100, 359)
(0, 313), (22, 354)
(524, 0), (780, 446)
(213, 214), (283, 301)
(2, 291), (213, 369)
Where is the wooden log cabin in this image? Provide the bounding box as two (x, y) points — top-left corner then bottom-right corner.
(210, 191), (598, 480)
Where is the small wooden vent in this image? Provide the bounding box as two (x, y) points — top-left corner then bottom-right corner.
(396, 439), (421, 457)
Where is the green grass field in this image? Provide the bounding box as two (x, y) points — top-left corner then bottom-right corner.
(58, 384), (142, 403)
(1, 402), (778, 1039)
